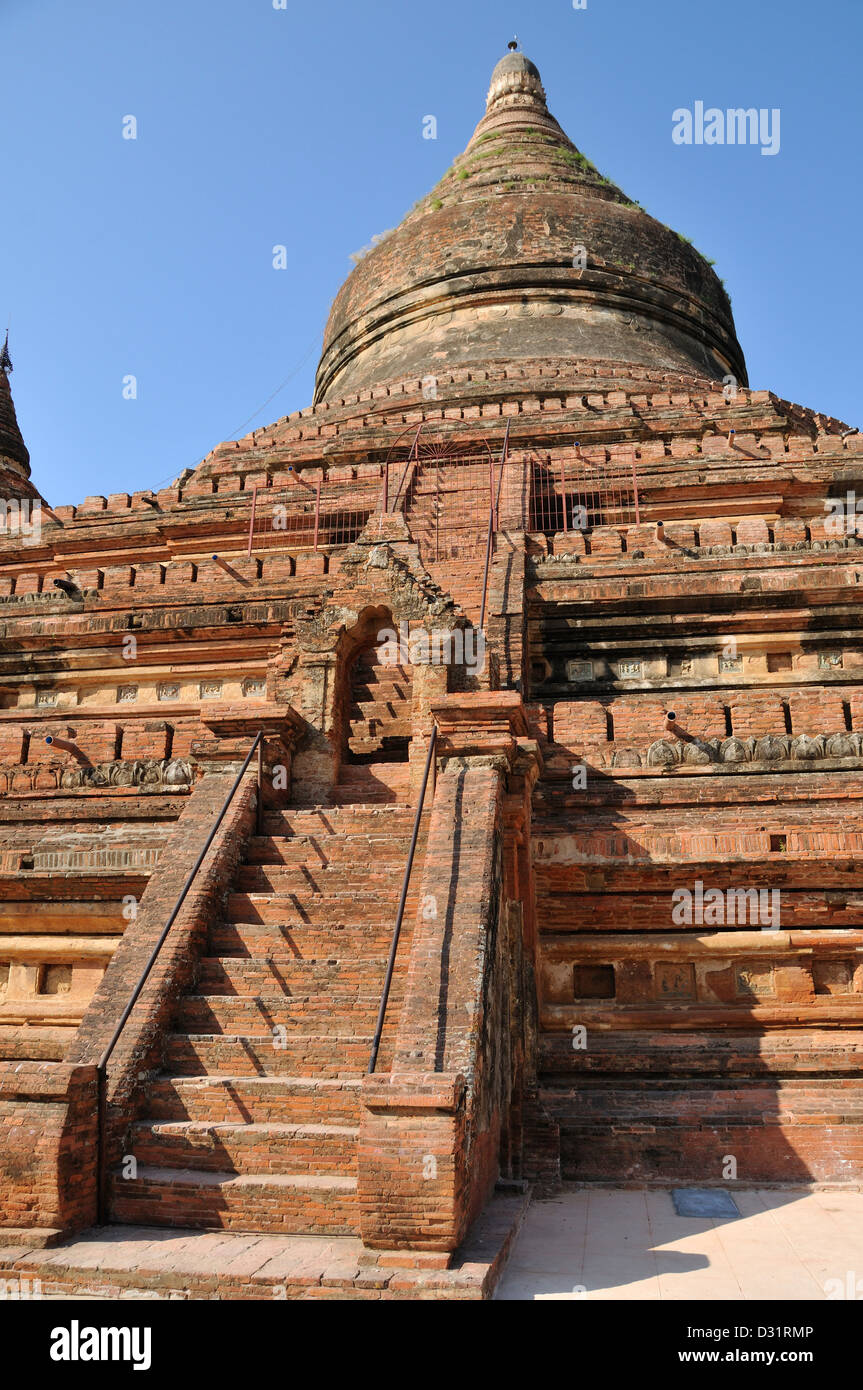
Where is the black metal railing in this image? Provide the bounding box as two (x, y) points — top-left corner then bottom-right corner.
(95, 731), (264, 1221)
(367, 724), (437, 1074)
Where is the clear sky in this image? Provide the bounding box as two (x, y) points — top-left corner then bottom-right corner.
(1, 0), (860, 506)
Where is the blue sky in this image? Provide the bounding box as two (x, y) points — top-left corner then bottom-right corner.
(1, 0), (860, 505)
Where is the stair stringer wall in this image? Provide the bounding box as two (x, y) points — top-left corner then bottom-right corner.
(358, 727), (535, 1253)
(67, 772), (258, 1185)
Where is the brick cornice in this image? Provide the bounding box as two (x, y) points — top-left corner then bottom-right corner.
(431, 690), (529, 767)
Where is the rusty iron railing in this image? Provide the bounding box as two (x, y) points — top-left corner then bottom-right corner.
(241, 439), (643, 560)
(479, 419), (510, 632)
(528, 445), (641, 534)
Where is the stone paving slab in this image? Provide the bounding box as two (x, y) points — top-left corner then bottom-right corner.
(495, 1187), (863, 1301)
(0, 1192), (528, 1300)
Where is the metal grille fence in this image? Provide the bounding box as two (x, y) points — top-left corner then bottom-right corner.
(400, 451), (497, 563)
(243, 441), (642, 555)
(246, 475), (379, 553)
(529, 449), (641, 535)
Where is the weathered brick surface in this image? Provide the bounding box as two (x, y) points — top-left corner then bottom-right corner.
(0, 1062), (97, 1230)
(0, 1191), (528, 1300)
(0, 44), (861, 1278)
(359, 695), (535, 1250)
(67, 772), (258, 1170)
(104, 804), (428, 1236)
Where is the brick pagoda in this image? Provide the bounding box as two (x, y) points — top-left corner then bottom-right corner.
(1, 46), (861, 1298)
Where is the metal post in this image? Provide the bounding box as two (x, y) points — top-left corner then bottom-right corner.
(479, 422), (511, 629)
(368, 725), (437, 1074)
(495, 419), (510, 519)
(392, 423), (423, 514)
(479, 503), (494, 633)
(313, 481), (321, 552)
(247, 486), (258, 558)
(560, 457), (569, 532)
(435, 462), (440, 562)
(96, 1064), (107, 1224)
(256, 736), (264, 835)
(631, 449), (641, 525)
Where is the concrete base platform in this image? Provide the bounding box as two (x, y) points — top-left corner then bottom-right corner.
(0, 1227), (64, 1249)
(495, 1187), (863, 1300)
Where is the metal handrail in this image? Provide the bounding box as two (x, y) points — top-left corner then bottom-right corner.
(367, 724), (437, 1074)
(390, 422), (423, 513)
(95, 731), (265, 1221)
(479, 419), (510, 632)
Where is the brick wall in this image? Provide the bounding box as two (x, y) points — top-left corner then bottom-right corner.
(0, 1062), (97, 1232)
(359, 756), (526, 1251)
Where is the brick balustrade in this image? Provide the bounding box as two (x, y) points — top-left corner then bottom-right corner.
(358, 692), (535, 1252)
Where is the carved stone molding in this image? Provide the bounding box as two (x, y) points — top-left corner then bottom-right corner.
(0, 757), (193, 796)
(58, 758), (192, 790)
(642, 731), (863, 769)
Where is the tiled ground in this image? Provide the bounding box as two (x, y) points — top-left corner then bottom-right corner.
(6, 1189), (861, 1300)
(494, 1188), (863, 1301)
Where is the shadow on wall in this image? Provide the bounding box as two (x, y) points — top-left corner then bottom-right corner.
(532, 759), (863, 1189)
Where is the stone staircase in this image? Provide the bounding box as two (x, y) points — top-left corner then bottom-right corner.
(109, 803), (425, 1235)
(403, 464), (489, 624)
(346, 649), (412, 762)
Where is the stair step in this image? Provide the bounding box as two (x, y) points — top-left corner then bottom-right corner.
(195, 957), (390, 993)
(109, 1166), (358, 1235)
(337, 761), (410, 779)
(148, 1075), (362, 1124)
(330, 785), (405, 806)
(349, 687), (411, 707)
(210, 920), (412, 958)
(177, 994), (395, 1033)
(235, 864), (413, 893)
(221, 895), (418, 929)
(348, 707), (410, 727)
(216, 902), (415, 931)
(164, 1033), (383, 1077)
(351, 674), (410, 693)
(352, 665), (411, 682)
(245, 836), (416, 866)
(348, 714), (412, 735)
(347, 739), (411, 758)
(332, 764), (412, 804)
(129, 1120), (358, 1174)
(262, 807), (418, 835)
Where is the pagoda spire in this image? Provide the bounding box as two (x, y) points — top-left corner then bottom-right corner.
(0, 331), (32, 477)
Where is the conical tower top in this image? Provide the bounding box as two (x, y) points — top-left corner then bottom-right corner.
(315, 48), (746, 401)
(0, 333), (32, 475)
